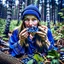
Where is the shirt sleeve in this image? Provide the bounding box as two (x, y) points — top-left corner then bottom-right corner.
(47, 28), (55, 50)
(9, 29), (25, 56)
(47, 28), (54, 44)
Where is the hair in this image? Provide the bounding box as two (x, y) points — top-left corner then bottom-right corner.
(16, 21), (48, 53)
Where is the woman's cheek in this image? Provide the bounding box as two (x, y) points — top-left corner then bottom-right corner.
(33, 22), (38, 26)
(25, 22), (29, 27)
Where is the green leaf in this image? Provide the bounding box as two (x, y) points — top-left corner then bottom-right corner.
(58, 12), (63, 16)
(47, 55), (55, 59)
(51, 59), (60, 64)
(60, 47), (64, 51)
(27, 59), (33, 64)
(33, 54), (44, 62)
(47, 50), (60, 59)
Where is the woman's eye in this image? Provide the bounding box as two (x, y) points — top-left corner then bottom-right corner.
(24, 18), (29, 21)
(32, 19), (37, 21)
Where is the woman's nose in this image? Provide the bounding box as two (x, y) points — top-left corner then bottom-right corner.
(29, 20), (33, 27)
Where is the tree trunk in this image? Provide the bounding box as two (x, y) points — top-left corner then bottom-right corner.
(16, 0), (22, 26)
(0, 51), (23, 64)
(44, 0), (47, 22)
(46, 0), (50, 28)
(4, 0), (12, 37)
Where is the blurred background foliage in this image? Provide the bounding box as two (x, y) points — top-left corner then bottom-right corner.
(0, 0), (64, 42)
(0, 18), (64, 41)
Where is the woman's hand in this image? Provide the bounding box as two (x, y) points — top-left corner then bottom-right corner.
(36, 25), (47, 40)
(36, 25), (50, 48)
(19, 28), (29, 45)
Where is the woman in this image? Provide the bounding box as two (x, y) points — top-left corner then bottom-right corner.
(9, 4), (54, 57)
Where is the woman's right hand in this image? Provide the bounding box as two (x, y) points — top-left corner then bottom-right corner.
(19, 28), (29, 45)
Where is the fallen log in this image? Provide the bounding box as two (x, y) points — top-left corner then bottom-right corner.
(0, 51), (23, 64)
(0, 39), (9, 47)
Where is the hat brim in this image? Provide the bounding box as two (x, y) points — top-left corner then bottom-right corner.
(22, 10), (40, 21)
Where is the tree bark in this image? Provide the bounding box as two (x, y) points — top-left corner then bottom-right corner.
(0, 51), (23, 64)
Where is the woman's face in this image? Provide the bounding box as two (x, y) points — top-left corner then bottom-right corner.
(24, 15), (39, 28)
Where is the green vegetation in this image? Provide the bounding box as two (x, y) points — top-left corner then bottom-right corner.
(0, 19), (22, 40)
(51, 22), (64, 40)
(0, 19), (22, 35)
(58, 8), (64, 19)
(0, 18), (64, 41)
(47, 49), (60, 59)
(10, 20), (22, 32)
(0, 18), (64, 64)
(0, 18), (6, 36)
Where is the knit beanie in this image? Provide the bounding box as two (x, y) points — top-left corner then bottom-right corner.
(21, 4), (41, 21)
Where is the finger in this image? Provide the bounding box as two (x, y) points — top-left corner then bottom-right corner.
(40, 25), (47, 29)
(38, 34), (46, 39)
(39, 34), (46, 38)
(36, 31), (46, 36)
(22, 31), (28, 38)
(36, 33), (46, 40)
(22, 31), (28, 36)
(20, 28), (28, 35)
(19, 36), (25, 41)
(39, 25), (48, 33)
(38, 26), (46, 33)
(19, 31), (28, 40)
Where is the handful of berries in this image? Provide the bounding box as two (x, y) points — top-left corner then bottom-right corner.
(27, 26), (39, 33)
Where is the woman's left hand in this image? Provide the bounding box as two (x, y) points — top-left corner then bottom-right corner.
(36, 25), (48, 40)
(36, 25), (50, 47)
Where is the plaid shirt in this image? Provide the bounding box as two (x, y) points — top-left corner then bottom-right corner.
(9, 29), (55, 56)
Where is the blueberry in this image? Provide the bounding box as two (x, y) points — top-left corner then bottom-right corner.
(27, 26), (39, 32)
